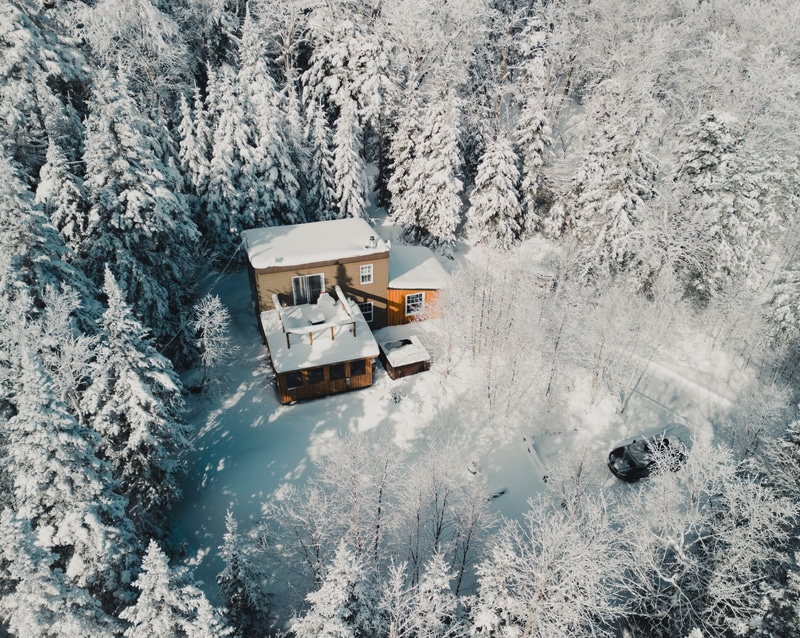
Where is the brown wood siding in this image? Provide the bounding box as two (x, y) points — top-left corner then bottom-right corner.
(386, 289), (442, 326)
(275, 358), (374, 404)
(253, 256), (390, 328)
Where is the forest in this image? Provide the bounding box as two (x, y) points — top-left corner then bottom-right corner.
(2, 0), (800, 635)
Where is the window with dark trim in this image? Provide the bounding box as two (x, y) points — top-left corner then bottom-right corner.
(286, 371), (303, 390)
(292, 273), (324, 305)
(330, 364), (346, 381)
(308, 367), (325, 385)
(350, 359), (367, 377)
(405, 292), (425, 316)
(357, 302), (374, 323)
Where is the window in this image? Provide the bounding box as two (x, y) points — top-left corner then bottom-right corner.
(307, 367), (325, 385)
(357, 302), (374, 323)
(292, 274), (324, 305)
(286, 371), (303, 390)
(329, 364), (346, 381)
(405, 292), (425, 316)
(360, 264), (374, 285)
(350, 359), (367, 377)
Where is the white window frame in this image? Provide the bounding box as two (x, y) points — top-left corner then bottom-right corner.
(357, 301), (374, 323)
(292, 273), (325, 305)
(405, 292), (425, 317)
(360, 264), (374, 285)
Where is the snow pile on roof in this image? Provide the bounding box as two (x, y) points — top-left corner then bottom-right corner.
(262, 300), (379, 373)
(242, 219), (389, 270)
(388, 245), (449, 290)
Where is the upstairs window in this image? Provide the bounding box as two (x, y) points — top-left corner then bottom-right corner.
(405, 292), (425, 317)
(360, 264), (374, 285)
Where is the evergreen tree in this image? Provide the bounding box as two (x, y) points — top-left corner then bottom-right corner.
(3, 340), (135, 597)
(292, 540), (380, 638)
(84, 269), (191, 538)
(333, 97), (368, 219)
(391, 91), (464, 248)
(35, 138), (88, 254)
(515, 46), (553, 235)
(0, 510), (119, 638)
(217, 511), (271, 636)
(565, 81), (659, 284)
(239, 8), (303, 227)
(81, 69), (200, 351)
(120, 540), (231, 638)
(305, 99), (338, 221)
(412, 553), (464, 638)
(0, 149), (95, 321)
(205, 64), (252, 256)
(673, 111), (776, 301)
(466, 134), (523, 249)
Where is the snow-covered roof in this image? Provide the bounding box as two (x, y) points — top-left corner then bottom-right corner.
(388, 245), (449, 290)
(262, 300), (379, 373)
(242, 219), (390, 271)
(379, 335), (430, 368)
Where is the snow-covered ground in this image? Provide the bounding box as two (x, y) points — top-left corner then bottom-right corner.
(171, 256), (752, 601)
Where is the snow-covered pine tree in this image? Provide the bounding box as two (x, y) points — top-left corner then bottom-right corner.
(565, 80), (659, 285)
(0, 510), (120, 638)
(292, 540), (380, 638)
(177, 89), (211, 220)
(0, 1), (86, 177)
(673, 111), (776, 302)
(120, 540), (231, 638)
(466, 133), (523, 249)
(205, 64), (252, 256)
(2, 339), (136, 598)
(217, 511), (272, 636)
(0, 149), (96, 323)
(85, 268), (192, 539)
(514, 32), (553, 236)
(239, 7), (303, 227)
(387, 90), (419, 205)
(332, 97), (368, 219)
(35, 138), (88, 254)
(391, 90), (464, 248)
(81, 69), (200, 351)
(411, 553), (464, 638)
(305, 99), (339, 221)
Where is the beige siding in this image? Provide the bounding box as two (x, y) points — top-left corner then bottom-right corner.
(253, 255), (390, 328)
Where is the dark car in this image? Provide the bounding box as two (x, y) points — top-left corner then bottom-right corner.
(607, 431), (688, 483)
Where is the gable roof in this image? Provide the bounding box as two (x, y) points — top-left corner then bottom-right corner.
(388, 245), (450, 290)
(242, 219), (390, 271)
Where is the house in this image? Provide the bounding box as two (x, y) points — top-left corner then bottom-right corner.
(241, 218), (448, 404)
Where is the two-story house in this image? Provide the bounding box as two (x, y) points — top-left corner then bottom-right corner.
(242, 218), (448, 404)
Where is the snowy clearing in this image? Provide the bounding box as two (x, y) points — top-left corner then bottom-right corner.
(172, 261), (752, 601)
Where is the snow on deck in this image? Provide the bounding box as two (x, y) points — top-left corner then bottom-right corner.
(242, 219), (390, 270)
(388, 244), (450, 290)
(262, 299), (379, 373)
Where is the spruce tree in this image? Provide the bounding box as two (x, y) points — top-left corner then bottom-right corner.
(466, 134), (524, 249)
(85, 269), (191, 538)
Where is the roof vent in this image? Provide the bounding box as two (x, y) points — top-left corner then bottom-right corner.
(367, 235), (378, 248)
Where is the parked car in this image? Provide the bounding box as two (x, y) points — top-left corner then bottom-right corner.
(607, 426), (690, 483)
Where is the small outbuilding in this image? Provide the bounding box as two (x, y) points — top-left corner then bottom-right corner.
(378, 335), (431, 380)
